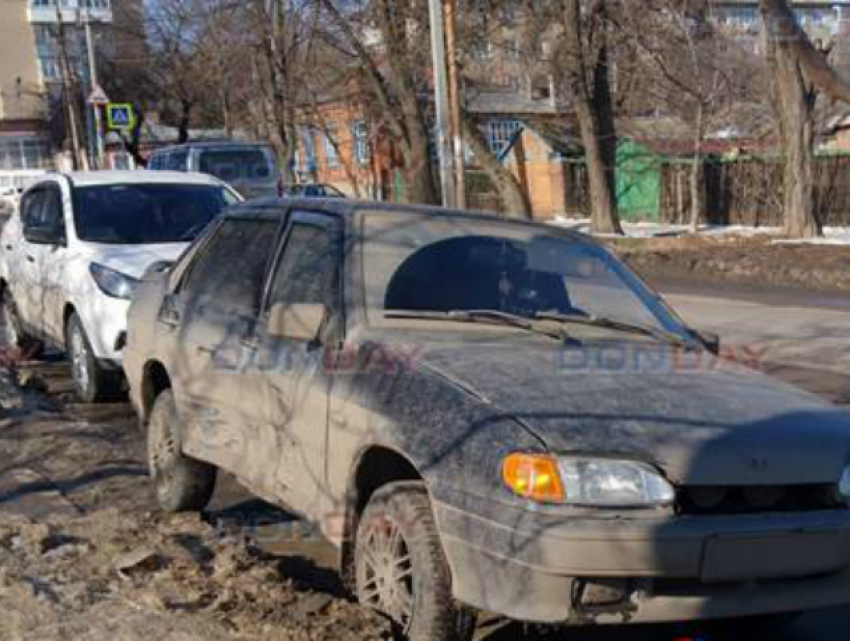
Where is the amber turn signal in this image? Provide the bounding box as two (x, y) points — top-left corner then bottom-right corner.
(502, 453), (565, 503)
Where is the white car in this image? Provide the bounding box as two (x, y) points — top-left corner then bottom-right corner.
(0, 171), (241, 402)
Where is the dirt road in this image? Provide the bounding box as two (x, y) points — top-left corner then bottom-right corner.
(1, 285), (849, 641)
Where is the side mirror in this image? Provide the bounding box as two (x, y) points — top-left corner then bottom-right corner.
(693, 329), (721, 356)
(146, 260), (174, 276)
(268, 303), (327, 342)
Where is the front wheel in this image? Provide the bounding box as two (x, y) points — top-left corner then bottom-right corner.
(355, 481), (475, 641)
(65, 312), (120, 403)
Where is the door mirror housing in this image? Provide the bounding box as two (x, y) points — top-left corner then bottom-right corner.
(693, 329), (721, 355)
(268, 303), (327, 342)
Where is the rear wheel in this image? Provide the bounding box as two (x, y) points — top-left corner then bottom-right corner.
(2, 293), (43, 359)
(355, 482), (475, 641)
(147, 389), (216, 512)
(65, 312), (119, 403)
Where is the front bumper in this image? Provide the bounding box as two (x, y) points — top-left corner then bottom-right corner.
(434, 497), (850, 624)
(75, 294), (131, 363)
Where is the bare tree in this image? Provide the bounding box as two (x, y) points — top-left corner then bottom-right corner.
(562, 0), (623, 235)
(759, 0), (850, 237)
(316, 0), (440, 205)
(620, 1), (736, 232)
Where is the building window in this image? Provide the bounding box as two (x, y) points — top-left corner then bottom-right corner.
(324, 124), (340, 169)
(294, 127), (316, 173)
(30, 0), (111, 9)
(353, 120), (370, 165)
(486, 120), (523, 155)
(0, 137), (52, 170)
(38, 57), (61, 82)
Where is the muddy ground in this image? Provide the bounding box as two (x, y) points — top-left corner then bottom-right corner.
(0, 363), (392, 641)
(609, 235), (850, 293)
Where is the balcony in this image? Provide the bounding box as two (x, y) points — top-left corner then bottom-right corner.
(27, 0), (112, 24)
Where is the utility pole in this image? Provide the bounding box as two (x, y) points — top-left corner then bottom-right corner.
(55, 9), (88, 171)
(83, 9), (105, 169)
(428, 0), (456, 208)
(445, 0), (466, 209)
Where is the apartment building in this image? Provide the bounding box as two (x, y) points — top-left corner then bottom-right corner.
(710, 0), (850, 54)
(0, 0), (123, 172)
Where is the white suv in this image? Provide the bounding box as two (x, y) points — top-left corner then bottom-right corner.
(0, 171), (241, 402)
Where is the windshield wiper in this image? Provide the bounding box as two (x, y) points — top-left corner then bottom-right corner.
(384, 309), (574, 342)
(534, 311), (697, 350)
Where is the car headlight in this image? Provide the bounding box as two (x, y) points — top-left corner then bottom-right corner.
(839, 466), (850, 504)
(503, 454), (676, 507)
(90, 263), (140, 300)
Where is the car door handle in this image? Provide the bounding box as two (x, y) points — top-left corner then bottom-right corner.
(4, 244), (12, 251)
(25, 255), (35, 263)
(196, 346), (216, 355)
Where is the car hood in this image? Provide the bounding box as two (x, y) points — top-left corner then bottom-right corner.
(394, 335), (850, 486)
(81, 242), (188, 279)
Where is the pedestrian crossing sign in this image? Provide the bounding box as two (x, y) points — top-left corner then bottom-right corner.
(106, 104), (136, 132)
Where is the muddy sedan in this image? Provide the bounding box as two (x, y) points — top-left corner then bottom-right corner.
(124, 200), (850, 640)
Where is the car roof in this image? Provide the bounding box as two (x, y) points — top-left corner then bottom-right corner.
(54, 170), (225, 188)
(225, 198), (592, 242)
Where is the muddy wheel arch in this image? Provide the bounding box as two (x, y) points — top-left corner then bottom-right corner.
(339, 445), (425, 588)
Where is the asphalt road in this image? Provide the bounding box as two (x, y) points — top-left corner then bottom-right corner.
(2, 284), (849, 641)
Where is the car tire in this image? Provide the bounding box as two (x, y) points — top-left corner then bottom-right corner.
(2, 293), (44, 359)
(355, 481), (476, 641)
(147, 389), (216, 513)
(65, 312), (120, 403)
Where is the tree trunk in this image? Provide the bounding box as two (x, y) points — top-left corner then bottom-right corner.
(400, 120), (439, 205)
(690, 104), (705, 234)
(760, 0), (822, 238)
(462, 111), (531, 219)
(177, 99), (191, 145)
(771, 39), (820, 237)
(563, 0), (623, 235)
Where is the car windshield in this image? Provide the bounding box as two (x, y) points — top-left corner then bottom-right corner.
(72, 183), (237, 244)
(362, 213), (688, 337)
(198, 149), (274, 182)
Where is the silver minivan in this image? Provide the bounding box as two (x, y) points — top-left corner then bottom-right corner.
(147, 142), (279, 199)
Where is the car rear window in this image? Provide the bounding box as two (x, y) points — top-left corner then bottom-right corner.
(198, 149), (274, 182)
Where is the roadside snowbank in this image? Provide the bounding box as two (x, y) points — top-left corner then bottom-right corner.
(553, 217), (850, 245)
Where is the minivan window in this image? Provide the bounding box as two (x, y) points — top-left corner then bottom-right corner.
(72, 183), (238, 244)
(166, 150), (188, 171)
(183, 219), (279, 313)
(198, 149), (273, 182)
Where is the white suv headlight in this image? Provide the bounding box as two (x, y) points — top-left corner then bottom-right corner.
(839, 466), (850, 503)
(90, 263), (139, 300)
(557, 457), (676, 508)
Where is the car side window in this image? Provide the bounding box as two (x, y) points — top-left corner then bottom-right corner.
(182, 218), (279, 314)
(41, 186), (66, 242)
(20, 189), (46, 234)
(22, 185), (65, 244)
(266, 215), (341, 312)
